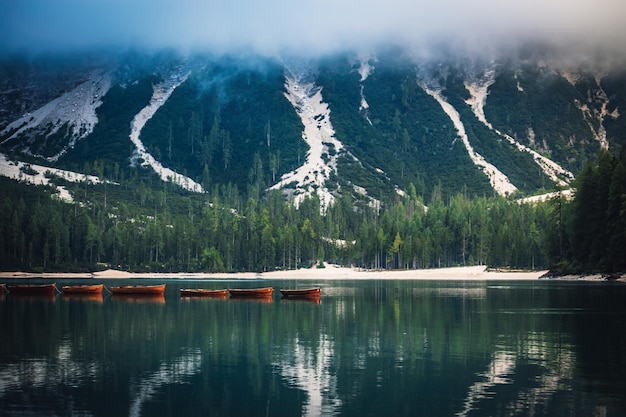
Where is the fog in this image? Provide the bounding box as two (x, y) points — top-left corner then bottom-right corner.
(2, 0), (626, 58)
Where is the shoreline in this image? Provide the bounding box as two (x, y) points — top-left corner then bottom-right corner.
(1, 264), (621, 281)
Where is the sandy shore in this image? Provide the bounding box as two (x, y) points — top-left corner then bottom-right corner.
(0, 264), (622, 281)
(0, 264), (546, 280)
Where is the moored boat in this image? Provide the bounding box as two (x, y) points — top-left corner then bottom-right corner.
(7, 283), (57, 296)
(62, 284), (104, 295)
(228, 287), (273, 297)
(180, 288), (228, 297)
(279, 287), (321, 298)
(109, 284), (166, 296)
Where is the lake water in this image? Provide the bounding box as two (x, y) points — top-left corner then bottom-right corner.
(1, 278), (625, 416)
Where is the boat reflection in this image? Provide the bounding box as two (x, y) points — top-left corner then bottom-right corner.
(180, 294), (228, 301)
(111, 294), (166, 304)
(280, 297), (321, 304)
(229, 295), (273, 303)
(62, 293), (104, 303)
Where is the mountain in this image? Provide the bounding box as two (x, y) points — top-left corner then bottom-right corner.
(1, 46), (625, 208)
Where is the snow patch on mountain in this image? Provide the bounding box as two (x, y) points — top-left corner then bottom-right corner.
(464, 68), (496, 127)
(514, 71), (524, 92)
(0, 71), (111, 161)
(358, 57), (374, 82)
(269, 70), (344, 211)
(359, 84), (372, 113)
(0, 152), (102, 202)
(517, 188), (573, 204)
(419, 75), (517, 196)
(128, 71), (203, 193)
(357, 57), (374, 125)
(465, 71), (574, 186)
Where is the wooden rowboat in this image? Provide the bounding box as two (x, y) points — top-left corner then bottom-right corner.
(180, 288), (228, 297)
(62, 284), (104, 295)
(280, 287), (321, 298)
(228, 287), (273, 297)
(7, 283), (57, 296)
(110, 284), (166, 296)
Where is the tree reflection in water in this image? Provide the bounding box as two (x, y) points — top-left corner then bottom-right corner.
(275, 333), (341, 416)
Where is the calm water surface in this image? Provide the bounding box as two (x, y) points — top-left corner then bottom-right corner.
(1, 278), (625, 416)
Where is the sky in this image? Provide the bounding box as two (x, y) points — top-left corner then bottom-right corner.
(1, 0), (626, 57)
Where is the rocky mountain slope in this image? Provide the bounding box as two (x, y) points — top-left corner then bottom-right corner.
(1, 47), (624, 207)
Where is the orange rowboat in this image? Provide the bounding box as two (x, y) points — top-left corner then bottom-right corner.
(180, 288), (228, 297)
(62, 284), (104, 295)
(279, 287), (321, 299)
(228, 287), (273, 297)
(7, 283), (57, 296)
(109, 284), (166, 296)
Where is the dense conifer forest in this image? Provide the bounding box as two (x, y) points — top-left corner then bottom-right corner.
(549, 146), (626, 274)
(1, 145), (623, 274)
(1, 51), (625, 275)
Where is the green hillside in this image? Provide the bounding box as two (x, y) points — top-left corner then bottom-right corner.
(1, 49), (626, 274)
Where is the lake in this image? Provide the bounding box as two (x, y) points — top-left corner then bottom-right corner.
(1, 278), (625, 416)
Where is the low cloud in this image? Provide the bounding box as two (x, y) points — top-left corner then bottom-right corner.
(2, 0), (626, 58)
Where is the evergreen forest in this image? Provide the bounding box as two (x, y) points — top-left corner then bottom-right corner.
(1, 146), (624, 274)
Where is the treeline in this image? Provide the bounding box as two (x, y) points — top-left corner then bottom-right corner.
(549, 148), (626, 274)
(1, 173), (552, 273)
(1, 146), (624, 274)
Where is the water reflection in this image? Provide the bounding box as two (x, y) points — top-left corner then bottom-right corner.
(0, 338), (100, 403)
(110, 294), (166, 304)
(457, 350), (516, 416)
(129, 349), (202, 417)
(0, 279), (624, 416)
(458, 332), (577, 416)
(275, 334), (341, 416)
(62, 293), (104, 303)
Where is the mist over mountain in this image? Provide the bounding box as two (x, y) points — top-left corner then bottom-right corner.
(2, 0), (626, 60)
(1, 42), (625, 210)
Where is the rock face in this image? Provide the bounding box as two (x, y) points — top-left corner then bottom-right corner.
(1, 48), (625, 203)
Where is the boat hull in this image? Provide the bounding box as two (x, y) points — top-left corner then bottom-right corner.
(180, 289), (228, 297)
(110, 284), (166, 296)
(8, 283), (57, 296)
(280, 287), (321, 298)
(228, 287), (273, 297)
(62, 284), (104, 295)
